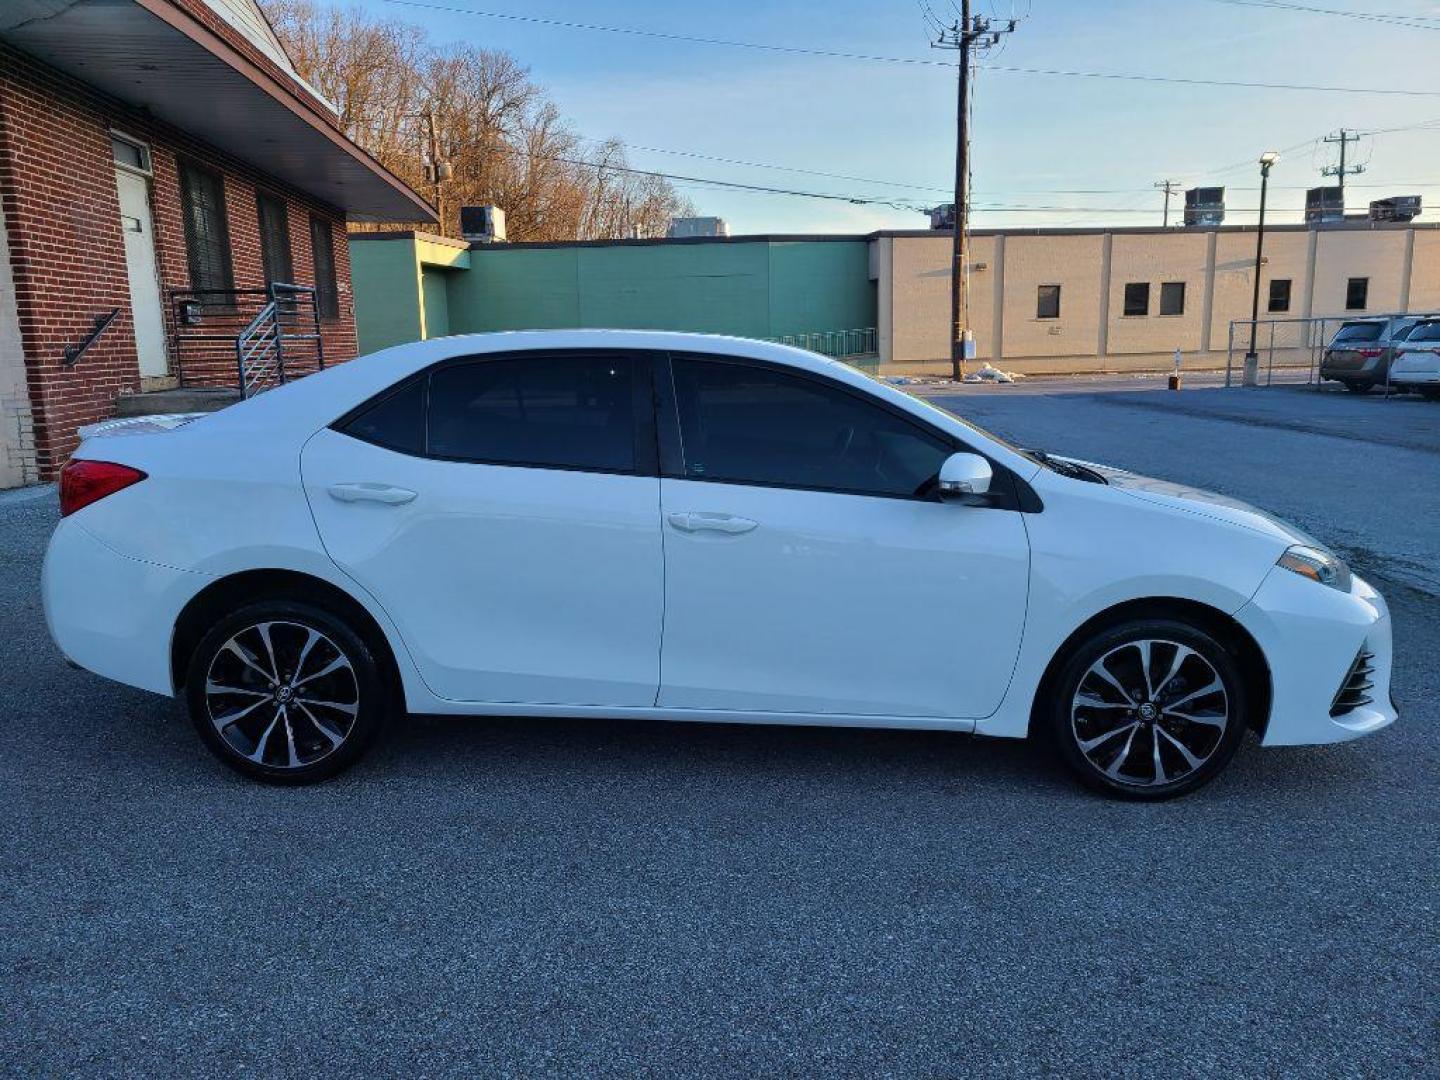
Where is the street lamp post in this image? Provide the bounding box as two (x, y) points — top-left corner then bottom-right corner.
(1243, 151), (1280, 387)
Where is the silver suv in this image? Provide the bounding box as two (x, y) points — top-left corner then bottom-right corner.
(1319, 316), (1423, 392)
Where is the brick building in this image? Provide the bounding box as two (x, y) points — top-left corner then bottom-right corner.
(0, 0), (433, 488)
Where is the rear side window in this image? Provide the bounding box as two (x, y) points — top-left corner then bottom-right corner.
(427, 355), (637, 472)
(1407, 321), (1440, 342)
(1333, 322), (1383, 344)
(342, 376), (425, 455)
(670, 356), (952, 498)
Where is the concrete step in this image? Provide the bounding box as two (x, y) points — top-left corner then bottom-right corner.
(114, 387), (241, 417)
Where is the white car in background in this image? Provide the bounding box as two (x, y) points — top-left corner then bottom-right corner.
(43, 331), (1396, 799)
(1388, 318), (1440, 399)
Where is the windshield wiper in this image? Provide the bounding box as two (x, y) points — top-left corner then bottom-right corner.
(1026, 449), (1108, 484)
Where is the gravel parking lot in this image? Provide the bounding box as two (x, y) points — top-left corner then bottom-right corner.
(3, 382), (1436, 1077)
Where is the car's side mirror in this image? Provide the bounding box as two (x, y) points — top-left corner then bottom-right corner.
(937, 452), (993, 503)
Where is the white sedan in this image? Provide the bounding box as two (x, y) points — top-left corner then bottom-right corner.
(43, 331), (1395, 798)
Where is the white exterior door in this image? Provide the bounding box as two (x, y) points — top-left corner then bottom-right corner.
(114, 167), (167, 378)
(656, 355), (1031, 720)
(301, 351), (665, 707)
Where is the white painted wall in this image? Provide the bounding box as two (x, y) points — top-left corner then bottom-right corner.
(0, 197), (36, 489)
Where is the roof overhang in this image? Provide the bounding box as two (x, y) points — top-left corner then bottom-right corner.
(0, 0), (435, 223)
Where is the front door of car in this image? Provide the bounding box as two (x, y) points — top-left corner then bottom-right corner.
(656, 354), (1030, 720)
(301, 350), (664, 707)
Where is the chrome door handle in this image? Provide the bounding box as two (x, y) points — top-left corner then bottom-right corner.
(667, 511), (758, 534)
(327, 482), (417, 506)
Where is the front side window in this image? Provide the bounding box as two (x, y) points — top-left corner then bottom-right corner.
(179, 162), (233, 292)
(1123, 282), (1150, 317)
(670, 357), (953, 499)
(1268, 278), (1292, 313)
(427, 355), (638, 472)
(1346, 277), (1369, 311)
(309, 215), (339, 318)
(1159, 281), (1186, 316)
(256, 192), (293, 287)
(1036, 284), (1061, 319)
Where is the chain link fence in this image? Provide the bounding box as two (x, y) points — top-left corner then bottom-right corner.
(1226, 310), (1440, 391)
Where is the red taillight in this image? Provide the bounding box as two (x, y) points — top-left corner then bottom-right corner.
(1357, 348), (1383, 358)
(59, 459), (147, 517)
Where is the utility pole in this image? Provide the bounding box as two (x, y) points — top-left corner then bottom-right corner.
(1155, 179), (1182, 227)
(425, 107), (446, 235)
(933, 4), (1018, 381)
(1322, 128), (1365, 211)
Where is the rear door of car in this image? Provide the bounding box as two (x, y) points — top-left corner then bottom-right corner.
(301, 349), (665, 707)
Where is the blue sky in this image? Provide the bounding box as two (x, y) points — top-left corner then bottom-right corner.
(354, 0), (1440, 232)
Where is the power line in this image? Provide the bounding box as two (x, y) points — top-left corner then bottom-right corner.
(1207, 0), (1440, 30)
(382, 0), (1440, 97)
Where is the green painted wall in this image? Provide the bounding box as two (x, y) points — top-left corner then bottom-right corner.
(421, 268), (450, 338)
(444, 239), (876, 340)
(353, 235), (877, 354)
(350, 239), (422, 355)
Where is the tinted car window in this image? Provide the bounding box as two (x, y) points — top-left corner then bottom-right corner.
(341, 376), (425, 455)
(1332, 322), (1383, 344)
(428, 354), (637, 472)
(1407, 321), (1440, 342)
(671, 357), (953, 498)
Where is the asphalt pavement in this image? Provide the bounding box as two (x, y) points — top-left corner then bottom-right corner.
(2, 383), (1436, 1077)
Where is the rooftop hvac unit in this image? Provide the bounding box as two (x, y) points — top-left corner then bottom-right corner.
(1183, 187), (1225, 227)
(667, 216), (730, 238)
(1305, 186), (1344, 224)
(927, 204), (956, 231)
(1369, 195), (1421, 223)
(459, 205), (506, 243)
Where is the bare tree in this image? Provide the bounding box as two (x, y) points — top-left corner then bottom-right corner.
(261, 0), (694, 241)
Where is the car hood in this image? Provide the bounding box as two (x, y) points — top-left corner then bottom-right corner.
(1062, 458), (1322, 549)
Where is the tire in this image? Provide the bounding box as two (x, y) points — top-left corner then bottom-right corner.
(185, 599), (387, 784)
(1045, 619), (1249, 801)
(1418, 386), (1440, 402)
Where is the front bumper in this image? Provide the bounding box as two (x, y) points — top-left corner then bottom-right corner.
(42, 518), (210, 697)
(1234, 566), (1396, 746)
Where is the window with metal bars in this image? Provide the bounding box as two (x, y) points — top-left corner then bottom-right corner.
(310, 215), (339, 319)
(178, 162), (233, 293)
(256, 192), (293, 287)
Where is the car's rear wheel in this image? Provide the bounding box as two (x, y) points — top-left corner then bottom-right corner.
(1418, 386), (1440, 401)
(185, 600), (385, 784)
(1046, 619), (1249, 800)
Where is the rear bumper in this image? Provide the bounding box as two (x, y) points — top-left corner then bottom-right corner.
(42, 518), (210, 697)
(1390, 368), (1440, 386)
(1234, 567), (1396, 746)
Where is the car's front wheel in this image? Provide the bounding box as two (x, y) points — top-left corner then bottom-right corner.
(185, 600), (386, 784)
(1046, 619), (1249, 800)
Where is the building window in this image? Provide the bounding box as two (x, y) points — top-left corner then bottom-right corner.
(1036, 284), (1061, 319)
(179, 162), (233, 293)
(110, 133), (151, 175)
(1159, 281), (1186, 316)
(1346, 277), (1369, 311)
(256, 192), (293, 288)
(309, 215), (339, 319)
(1268, 279), (1292, 313)
(1123, 282), (1150, 317)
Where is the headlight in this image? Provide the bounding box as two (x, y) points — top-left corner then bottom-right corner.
(1277, 545), (1352, 592)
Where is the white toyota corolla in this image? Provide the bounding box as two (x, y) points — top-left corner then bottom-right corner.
(43, 331), (1395, 798)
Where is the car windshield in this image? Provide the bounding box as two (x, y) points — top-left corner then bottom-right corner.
(1331, 322), (1383, 344)
(1406, 321), (1440, 342)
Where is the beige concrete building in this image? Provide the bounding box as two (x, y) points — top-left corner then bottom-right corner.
(872, 222), (1440, 375)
